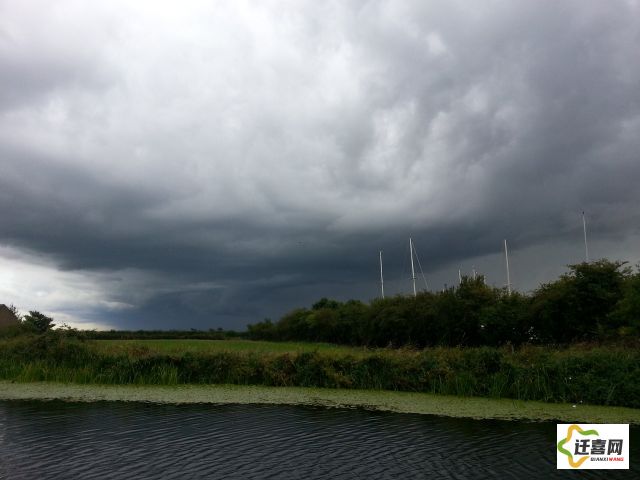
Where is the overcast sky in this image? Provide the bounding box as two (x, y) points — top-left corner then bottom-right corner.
(1, 0), (639, 330)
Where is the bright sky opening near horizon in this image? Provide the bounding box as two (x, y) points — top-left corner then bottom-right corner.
(1, 0), (639, 330)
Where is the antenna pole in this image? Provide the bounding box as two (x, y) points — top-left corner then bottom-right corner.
(582, 211), (589, 262)
(379, 250), (385, 299)
(409, 238), (417, 297)
(504, 239), (512, 295)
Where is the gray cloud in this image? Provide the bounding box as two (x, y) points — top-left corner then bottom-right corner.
(1, 0), (639, 329)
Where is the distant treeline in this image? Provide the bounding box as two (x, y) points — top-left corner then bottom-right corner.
(248, 260), (640, 347)
(0, 307), (244, 340)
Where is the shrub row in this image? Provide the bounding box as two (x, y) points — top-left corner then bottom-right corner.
(248, 260), (640, 346)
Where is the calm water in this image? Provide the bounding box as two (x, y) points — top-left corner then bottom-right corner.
(0, 401), (636, 479)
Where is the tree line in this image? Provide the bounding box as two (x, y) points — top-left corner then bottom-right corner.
(247, 260), (640, 347)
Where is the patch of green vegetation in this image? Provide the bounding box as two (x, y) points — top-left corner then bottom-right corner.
(1, 381), (638, 424)
(1, 334), (639, 409)
(93, 339), (375, 357)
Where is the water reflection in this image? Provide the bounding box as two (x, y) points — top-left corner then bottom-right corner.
(0, 401), (636, 479)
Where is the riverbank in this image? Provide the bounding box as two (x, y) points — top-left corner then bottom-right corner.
(1, 381), (639, 424)
(2, 335), (640, 409)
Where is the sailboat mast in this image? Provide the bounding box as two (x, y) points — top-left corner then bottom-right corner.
(582, 211), (589, 263)
(409, 238), (417, 297)
(504, 239), (512, 295)
(379, 250), (385, 299)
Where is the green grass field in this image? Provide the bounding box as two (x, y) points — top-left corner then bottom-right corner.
(92, 339), (379, 357)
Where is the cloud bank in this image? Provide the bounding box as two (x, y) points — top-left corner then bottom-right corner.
(1, 0), (639, 329)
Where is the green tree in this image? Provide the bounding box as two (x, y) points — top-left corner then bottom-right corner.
(306, 308), (339, 342)
(454, 276), (496, 346)
(480, 291), (530, 346)
(312, 298), (341, 311)
(572, 260), (629, 336)
(22, 311), (55, 333)
(366, 296), (414, 347)
(276, 308), (311, 340)
(610, 269), (640, 336)
(530, 260), (629, 342)
(335, 299), (368, 345)
(247, 318), (276, 340)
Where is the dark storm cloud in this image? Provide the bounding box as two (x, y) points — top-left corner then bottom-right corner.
(1, 0), (639, 329)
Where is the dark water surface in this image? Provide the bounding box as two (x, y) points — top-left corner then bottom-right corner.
(0, 401), (636, 479)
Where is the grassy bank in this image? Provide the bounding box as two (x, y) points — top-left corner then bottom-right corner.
(0, 335), (639, 409)
(1, 381), (639, 424)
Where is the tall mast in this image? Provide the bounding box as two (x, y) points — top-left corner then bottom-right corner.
(379, 250), (385, 299)
(582, 211), (589, 263)
(409, 238), (416, 297)
(504, 239), (512, 295)
(458, 269), (462, 285)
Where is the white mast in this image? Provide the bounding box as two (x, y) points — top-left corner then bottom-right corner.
(504, 239), (512, 295)
(409, 238), (417, 297)
(458, 269), (462, 285)
(379, 250), (385, 299)
(582, 211), (589, 263)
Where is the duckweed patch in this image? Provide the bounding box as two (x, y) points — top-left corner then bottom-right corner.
(1, 382), (639, 424)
